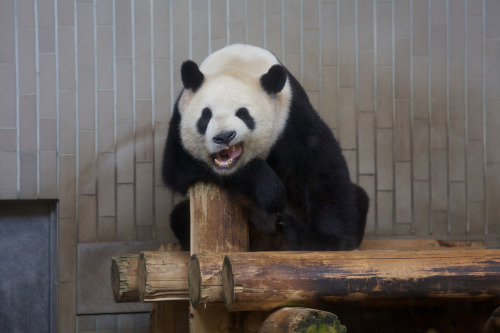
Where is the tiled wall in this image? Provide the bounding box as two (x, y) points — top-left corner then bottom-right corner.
(0, 0), (499, 331)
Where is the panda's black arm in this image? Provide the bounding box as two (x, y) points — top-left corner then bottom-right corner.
(224, 159), (286, 215)
(162, 110), (217, 194)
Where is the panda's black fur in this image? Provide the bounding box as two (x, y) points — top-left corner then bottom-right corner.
(163, 44), (368, 251)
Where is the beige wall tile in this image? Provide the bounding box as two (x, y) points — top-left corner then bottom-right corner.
(17, 0), (35, 31)
(339, 24), (355, 87)
(431, 210), (448, 236)
(40, 118), (57, 151)
(98, 216), (116, 241)
(358, 112), (375, 175)
(78, 67), (96, 132)
(449, 0), (465, 56)
(153, 59), (171, 123)
(394, 0), (410, 39)
(116, 0), (132, 57)
(412, 118), (430, 181)
(0, 129), (16, 152)
(358, 51), (374, 112)
(18, 30), (36, 95)
(339, 87), (356, 149)
(468, 201), (485, 235)
(376, 66), (393, 128)
(116, 183), (135, 241)
(153, 0), (171, 60)
(154, 122), (168, 186)
(339, 0), (354, 26)
(59, 90), (77, 154)
(78, 132), (96, 194)
(136, 225), (153, 241)
(430, 149), (448, 211)
(303, 0), (319, 30)
(430, 0), (447, 28)
(0, 64), (16, 128)
(320, 66), (338, 128)
(229, 0), (246, 44)
(430, 26), (447, 149)
(302, 28), (320, 92)
(37, 0), (55, 53)
(358, 0), (374, 51)
(467, 140), (485, 202)
(412, 0), (428, 57)
(450, 182), (467, 235)
(359, 175), (375, 236)
(343, 149), (357, 184)
(97, 90), (115, 153)
(97, 152), (116, 217)
(136, 162), (153, 226)
(412, 57), (429, 118)
(413, 181), (430, 236)
(320, 0), (337, 67)
(135, 36), (152, 101)
(376, 128), (393, 191)
(449, 57), (465, 120)
(210, 0), (226, 41)
(96, 27), (114, 90)
(59, 155), (77, 219)
(39, 150), (57, 198)
(58, 26), (76, 90)
(116, 121), (134, 183)
(58, 282), (77, 332)
(116, 57), (134, 121)
(486, 100), (500, 164)
(96, 0), (113, 26)
(0, 0), (15, 61)
(19, 152), (37, 199)
(58, 0), (74, 26)
(377, 191), (393, 236)
(78, 194), (97, 242)
(154, 186), (176, 242)
(395, 39), (410, 100)
(394, 100), (411, 162)
(135, 100), (153, 162)
(395, 162), (412, 224)
(77, 3), (95, 68)
(467, 79), (484, 141)
(0, 152), (17, 199)
(485, 0), (500, 39)
(59, 218), (77, 282)
(191, 3), (210, 63)
(469, 0), (483, 16)
(467, 16), (483, 81)
(449, 119), (466, 182)
(171, 24), (189, 96)
(266, 7), (283, 59)
(246, 0), (265, 47)
(376, 3), (392, 66)
(19, 95), (37, 152)
(485, 40), (500, 102)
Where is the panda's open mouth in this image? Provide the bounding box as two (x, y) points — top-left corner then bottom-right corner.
(213, 143), (243, 168)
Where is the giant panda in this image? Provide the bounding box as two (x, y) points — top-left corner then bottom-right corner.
(162, 44), (369, 251)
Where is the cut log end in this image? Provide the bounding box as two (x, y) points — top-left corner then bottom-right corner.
(222, 255), (234, 311)
(259, 307), (347, 333)
(111, 254), (140, 303)
(189, 254), (202, 309)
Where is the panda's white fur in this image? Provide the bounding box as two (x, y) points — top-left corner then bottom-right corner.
(178, 44), (292, 175)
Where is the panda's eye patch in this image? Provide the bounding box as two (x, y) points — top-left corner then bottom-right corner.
(235, 108), (255, 130)
(197, 107), (212, 134)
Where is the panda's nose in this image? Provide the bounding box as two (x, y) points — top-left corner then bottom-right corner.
(212, 131), (236, 145)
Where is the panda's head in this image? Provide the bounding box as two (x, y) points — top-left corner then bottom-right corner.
(177, 44), (292, 175)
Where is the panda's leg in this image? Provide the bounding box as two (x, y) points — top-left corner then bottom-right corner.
(170, 199), (190, 250)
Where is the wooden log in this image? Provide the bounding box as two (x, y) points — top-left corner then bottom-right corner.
(189, 253), (227, 308)
(149, 301), (190, 333)
(111, 243), (183, 303)
(222, 250), (500, 312)
(189, 183), (249, 332)
(259, 307), (346, 333)
(111, 254), (141, 303)
(359, 239), (486, 251)
(137, 251), (190, 302)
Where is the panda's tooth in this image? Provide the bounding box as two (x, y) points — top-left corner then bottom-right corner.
(214, 159), (221, 166)
(227, 158), (233, 166)
(232, 146), (235, 152)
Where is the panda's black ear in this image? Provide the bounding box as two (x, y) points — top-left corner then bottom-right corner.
(181, 60), (204, 92)
(260, 64), (287, 95)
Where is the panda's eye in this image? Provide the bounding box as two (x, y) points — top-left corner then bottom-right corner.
(197, 107), (212, 134)
(235, 107), (255, 130)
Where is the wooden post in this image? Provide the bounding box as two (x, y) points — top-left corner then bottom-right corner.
(259, 308), (346, 333)
(189, 183), (249, 332)
(137, 251), (190, 302)
(222, 250), (500, 312)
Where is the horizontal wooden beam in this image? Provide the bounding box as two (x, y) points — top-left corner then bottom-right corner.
(221, 249), (500, 311)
